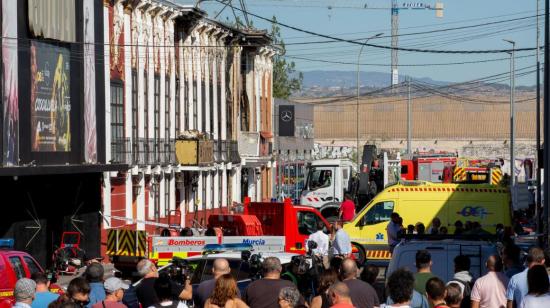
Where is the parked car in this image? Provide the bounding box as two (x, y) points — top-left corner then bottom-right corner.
(386, 238), (499, 282)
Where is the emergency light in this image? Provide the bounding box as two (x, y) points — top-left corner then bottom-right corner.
(0, 239), (14, 249)
(203, 243), (253, 252)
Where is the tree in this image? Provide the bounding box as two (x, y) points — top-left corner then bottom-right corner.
(271, 16), (303, 99)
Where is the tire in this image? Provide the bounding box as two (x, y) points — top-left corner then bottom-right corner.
(352, 243), (366, 265)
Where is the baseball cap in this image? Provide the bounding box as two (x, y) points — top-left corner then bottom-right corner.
(104, 277), (129, 293)
(14, 278), (36, 301)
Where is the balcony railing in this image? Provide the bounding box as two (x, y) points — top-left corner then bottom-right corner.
(111, 138), (176, 166)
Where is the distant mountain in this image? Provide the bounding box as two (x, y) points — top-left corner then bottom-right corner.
(301, 70), (450, 88)
(295, 70), (535, 98)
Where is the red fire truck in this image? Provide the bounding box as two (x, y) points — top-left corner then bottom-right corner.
(400, 152), (458, 182)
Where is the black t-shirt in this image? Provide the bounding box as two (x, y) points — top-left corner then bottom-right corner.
(243, 278), (296, 308)
(193, 278), (241, 308)
(343, 279), (379, 308)
(135, 277), (184, 308)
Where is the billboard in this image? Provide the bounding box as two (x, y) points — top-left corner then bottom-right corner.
(278, 105), (295, 137)
(30, 41), (71, 152)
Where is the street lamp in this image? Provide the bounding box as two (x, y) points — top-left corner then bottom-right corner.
(356, 33), (383, 172)
(503, 39), (516, 209)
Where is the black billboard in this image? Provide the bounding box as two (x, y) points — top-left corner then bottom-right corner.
(278, 105), (295, 137)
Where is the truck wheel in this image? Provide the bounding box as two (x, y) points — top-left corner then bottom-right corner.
(352, 243), (366, 265)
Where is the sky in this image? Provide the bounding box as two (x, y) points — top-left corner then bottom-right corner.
(194, 0), (542, 86)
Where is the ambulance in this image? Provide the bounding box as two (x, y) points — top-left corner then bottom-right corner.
(343, 181), (512, 263)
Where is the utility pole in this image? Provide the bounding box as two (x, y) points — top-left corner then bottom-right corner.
(407, 77), (412, 154)
(536, 0), (543, 244)
(504, 39), (516, 209)
(356, 33), (383, 172)
(544, 0), (549, 248)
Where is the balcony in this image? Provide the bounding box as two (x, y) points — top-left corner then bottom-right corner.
(175, 139), (214, 166)
(238, 131), (259, 157)
(111, 138), (176, 166)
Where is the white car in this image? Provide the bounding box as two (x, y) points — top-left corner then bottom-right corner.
(386, 239), (499, 282)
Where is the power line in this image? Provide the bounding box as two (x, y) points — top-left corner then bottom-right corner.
(212, 0), (538, 54)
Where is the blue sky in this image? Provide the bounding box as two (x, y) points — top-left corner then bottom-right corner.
(197, 0), (542, 85)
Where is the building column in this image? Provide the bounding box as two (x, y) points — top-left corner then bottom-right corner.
(125, 173), (133, 220)
(104, 6), (111, 163)
(196, 39), (203, 132)
(256, 168), (262, 201)
(232, 167), (240, 203)
(220, 52), (227, 141)
(197, 172), (204, 211)
(212, 48), (218, 140)
(137, 175), (145, 230)
(205, 43), (211, 135)
(178, 177), (185, 227)
(170, 172), (176, 212)
(102, 173), (112, 228)
(222, 167), (228, 208)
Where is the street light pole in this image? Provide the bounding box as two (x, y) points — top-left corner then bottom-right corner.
(504, 39), (516, 209)
(357, 33), (383, 172)
(536, 0), (543, 243)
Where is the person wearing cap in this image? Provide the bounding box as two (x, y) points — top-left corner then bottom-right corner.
(92, 277), (129, 308)
(14, 278), (36, 308)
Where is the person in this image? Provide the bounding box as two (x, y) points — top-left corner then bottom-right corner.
(447, 255), (473, 308)
(243, 257), (299, 308)
(415, 223), (426, 235)
(328, 282), (353, 308)
(427, 218), (441, 235)
(414, 250), (436, 295)
(14, 278), (36, 308)
(361, 264), (385, 304)
(471, 254), (508, 308)
(506, 247), (548, 308)
(194, 259), (240, 308)
(278, 287), (300, 308)
(502, 244), (524, 279)
(308, 221), (330, 268)
(150, 274), (185, 308)
(31, 272), (59, 308)
(135, 259), (192, 308)
(204, 274), (247, 308)
(439, 227), (448, 235)
(339, 194), (355, 222)
(340, 258), (379, 308)
(85, 263), (106, 308)
(311, 269), (339, 308)
(520, 265), (550, 307)
(387, 213), (401, 253)
(425, 277), (449, 308)
(445, 283), (463, 308)
(454, 221), (464, 235)
(381, 268), (415, 308)
(56, 277), (91, 308)
(331, 221), (352, 258)
(92, 277), (128, 308)
(407, 225), (415, 234)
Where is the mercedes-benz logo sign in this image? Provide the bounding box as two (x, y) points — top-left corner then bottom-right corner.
(281, 110), (293, 122)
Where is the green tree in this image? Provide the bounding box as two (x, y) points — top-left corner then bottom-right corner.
(271, 16), (303, 99)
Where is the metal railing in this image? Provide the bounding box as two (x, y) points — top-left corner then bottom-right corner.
(112, 138), (176, 166)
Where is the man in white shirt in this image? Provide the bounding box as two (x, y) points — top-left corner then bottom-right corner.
(307, 221), (329, 268)
(332, 220), (352, 257)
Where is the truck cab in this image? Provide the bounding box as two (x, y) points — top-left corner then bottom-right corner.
(300, 159), (355, 221)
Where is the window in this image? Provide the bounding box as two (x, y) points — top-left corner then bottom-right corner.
(154, 75), (161, 161)
(23, 257), (41, 275)
(164, 176), (170, 217)
(110, 82), (124, 157)
(306, 168), (333, 190)
(175, 78), (180, 136)
(165, 77), (171, 141)
(401, 165), (409, 175)
(361, 201), (394, 226)
(144, 71), (149, 140)
(201, 259), (240, 282)
(297, 211), (322, 235)
(9, 257), (25, 280)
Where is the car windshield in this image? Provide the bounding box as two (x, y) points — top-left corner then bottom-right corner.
(306, 168), (332, 190)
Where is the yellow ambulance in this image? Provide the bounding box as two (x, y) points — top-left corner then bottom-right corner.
(344, 181), (512, 263)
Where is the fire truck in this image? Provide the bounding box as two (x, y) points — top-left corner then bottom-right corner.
(400, 152), (458, 182)
(107, 198), (331, 271)
(442, 158), (503, 185)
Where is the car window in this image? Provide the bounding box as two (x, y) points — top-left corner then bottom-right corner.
(9, 257), (26, 280)
(23, 256), (41, 275)
(297, 211), (321, 235)
(189, 259), (205, 285)
(362, 201), (394, 225)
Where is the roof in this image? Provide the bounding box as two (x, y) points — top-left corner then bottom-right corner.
(389, 181), (507, 190)
(310, 159), (354, 167)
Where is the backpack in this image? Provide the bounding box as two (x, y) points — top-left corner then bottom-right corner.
(450, 278), (473, 308)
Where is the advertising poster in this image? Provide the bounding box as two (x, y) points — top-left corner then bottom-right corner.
(279, 105), (295, 137)
(30, 41), (71, 152)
